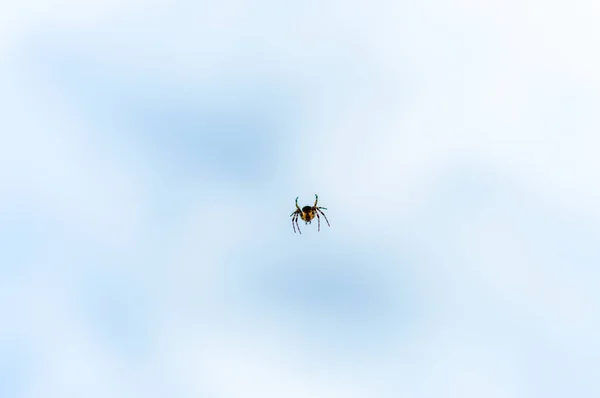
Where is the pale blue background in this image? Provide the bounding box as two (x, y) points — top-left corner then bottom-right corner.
(1, 1), (599, 397)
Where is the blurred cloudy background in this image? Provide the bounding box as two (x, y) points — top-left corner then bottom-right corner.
(1, 0), (599, 397)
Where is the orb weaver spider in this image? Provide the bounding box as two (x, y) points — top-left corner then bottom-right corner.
(290, 194), (330, 234)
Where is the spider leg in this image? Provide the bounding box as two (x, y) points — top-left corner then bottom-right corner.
(315, 210), (321, 231)
(314, 194), (318, 207)
(291, 212), (297, 233)
(295, 214), (302, 234)
(316, 208), (330, 227)
(295, 197), (301, 211)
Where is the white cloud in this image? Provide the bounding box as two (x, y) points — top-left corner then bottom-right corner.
(276, 0), (600, 222)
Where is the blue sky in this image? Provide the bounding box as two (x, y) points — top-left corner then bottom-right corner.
(1, 1), (599, 397)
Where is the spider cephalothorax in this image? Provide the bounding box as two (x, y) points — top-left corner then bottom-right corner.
(290, 194), (330, 234)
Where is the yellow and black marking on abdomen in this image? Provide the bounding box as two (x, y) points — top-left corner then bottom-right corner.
(301, 207), (315, 222)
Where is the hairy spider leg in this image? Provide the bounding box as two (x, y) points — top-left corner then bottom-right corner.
(316, 208), (330, 227)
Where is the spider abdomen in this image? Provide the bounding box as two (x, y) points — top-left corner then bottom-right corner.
(301, 209), (315, 222)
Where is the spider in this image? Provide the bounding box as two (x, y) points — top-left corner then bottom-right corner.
(290, 194), (330, 234)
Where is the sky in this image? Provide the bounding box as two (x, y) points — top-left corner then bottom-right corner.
(1, 0), (599, 397)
